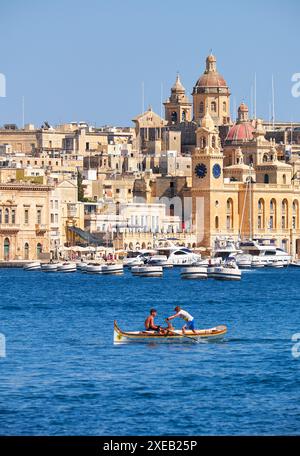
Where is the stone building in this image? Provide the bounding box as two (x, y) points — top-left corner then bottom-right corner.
(0, 182), (52, 261)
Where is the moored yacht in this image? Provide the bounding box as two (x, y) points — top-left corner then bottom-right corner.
(237, 239), (291, 266)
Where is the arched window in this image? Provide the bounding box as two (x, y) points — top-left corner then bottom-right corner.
(201, 137), (206, 148)
(4, 238), (10, 260)
(269, 199), (276, 229)
(4, 208), (9, 224)
(215, 216), (219, 229)
(199, 102), (204, 113)
(181, 110), (186, 121)
(211, 101), (217, 112)
(249, 155), (253, 164)
(293, 200), (299, 229)
(226, 198), (233, 230)
(212, 136), (216, 148)
(0, 208), (2, 224)
(264, 174), (269, 184)
(263, 154), (268, 162)
(170, 204), (174, 217)
(223, 101), (226, 112)
(282, 199), (288, 229)
(171, 111), (177, 123)
(283, 174), (287, 184)
(37, 243), (42, 258)
(24, 242), (29, 260)
(257, 198), (265, 229)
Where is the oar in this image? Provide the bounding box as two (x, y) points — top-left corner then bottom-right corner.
(166, 328), (201, 344)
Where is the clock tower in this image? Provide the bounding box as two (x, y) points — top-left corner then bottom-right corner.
(191, 109), (225, 246)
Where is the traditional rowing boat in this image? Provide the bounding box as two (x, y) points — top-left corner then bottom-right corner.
(114, 320), (227, 344)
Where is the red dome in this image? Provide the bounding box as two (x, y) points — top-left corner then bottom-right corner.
(226, 122), (254, 142)
(195, 72), (227, 88)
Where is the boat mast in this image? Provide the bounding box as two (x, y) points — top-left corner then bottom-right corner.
(249, 164), (252, 240)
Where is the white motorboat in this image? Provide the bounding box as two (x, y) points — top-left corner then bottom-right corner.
(85, 263), (105, 274)
(123, 250), (155, 267)
(131, 265), (163, 277)
(76, 261), (88, 271)
(156, 247), (201, 266)
(57, 262), (77, 273)
(147, 255), (173, 268)
(238, 239), (291, 266)
(41, 262), (58, 272)
(207, 260), (241, 281)
(101, 264), (124, 275)
(180, 266), (207, 279)
(23, 261), (41, 271)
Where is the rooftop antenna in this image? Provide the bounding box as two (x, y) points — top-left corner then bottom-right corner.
(254, 72), (257, 119)
(142, 81), (145, 113)
(271, 74), (275, 130)
(22, 95), (25, 129)
(160, 82), (163, 118)
(250, 84), (253, 119)
(233, 96), (237, 121)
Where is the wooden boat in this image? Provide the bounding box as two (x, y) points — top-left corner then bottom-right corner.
(114, 320), (227, 344)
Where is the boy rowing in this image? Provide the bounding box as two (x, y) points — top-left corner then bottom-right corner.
(166, 306), (196, 334)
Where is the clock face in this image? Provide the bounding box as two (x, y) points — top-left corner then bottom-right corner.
(212, 163), (221, 178)
(195, 163), (207, 178)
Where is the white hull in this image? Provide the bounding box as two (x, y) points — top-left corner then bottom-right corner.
(102, 264), (124, 275)
(207, 266), (241, 281)
(57, 262), (77, 273)
(76, 262), (88, 270)
(85, 264), (105, 274)
(131, 265), (163, 277)
(23, 262), (41, 271)
(41, 263), (58, 272)
(181, 266), (207, 279)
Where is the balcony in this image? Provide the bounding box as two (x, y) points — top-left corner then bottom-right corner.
(0, 223), (20, 234)
(35, 224), (47, 234)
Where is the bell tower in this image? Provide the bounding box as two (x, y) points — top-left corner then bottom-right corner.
(192, 53), (231, 126)
(192, 109), (224, 190)
(191, 109), (225, 247)
(164, 74), (192, 125)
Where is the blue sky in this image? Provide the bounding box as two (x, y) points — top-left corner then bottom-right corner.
(0, 0), (299, 127)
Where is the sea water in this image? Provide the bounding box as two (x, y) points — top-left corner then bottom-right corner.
(0, 267), (300, 435)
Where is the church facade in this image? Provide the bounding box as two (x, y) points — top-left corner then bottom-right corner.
(164, 54), (300, 256)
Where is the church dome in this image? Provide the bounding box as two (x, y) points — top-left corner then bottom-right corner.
(193, 53), (228, 90)
(226, 122), (255, 142)
(172, 74), (185, 93)
(226, 102), (254, 142)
